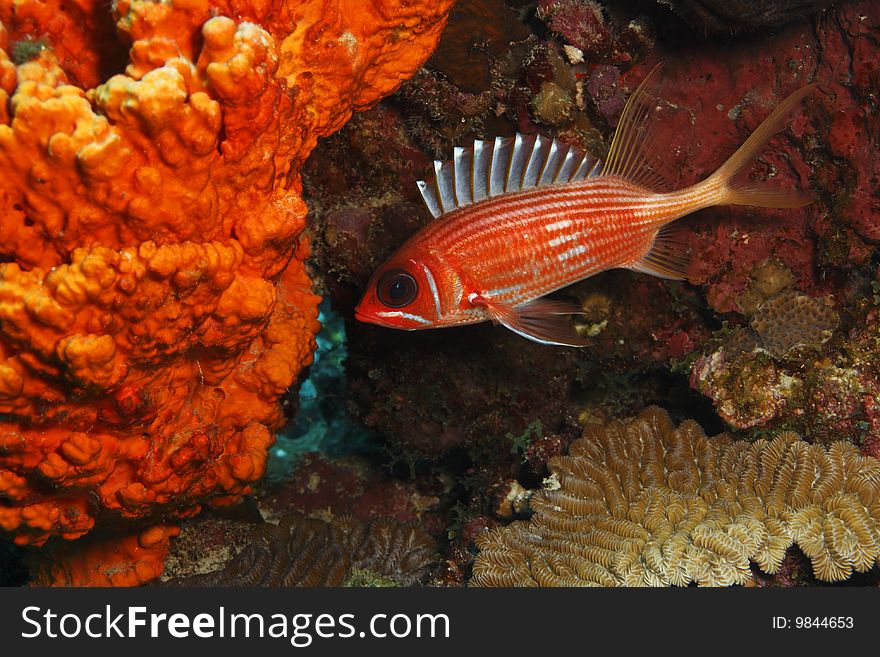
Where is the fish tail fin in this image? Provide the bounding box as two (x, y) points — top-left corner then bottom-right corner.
(708, 84), (816, 208)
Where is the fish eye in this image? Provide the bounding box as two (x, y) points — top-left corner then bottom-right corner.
(377, 269), (418, 308)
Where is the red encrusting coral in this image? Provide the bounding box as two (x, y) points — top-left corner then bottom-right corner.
(255, 453), (452, 535)
(0, 0), (455, 584)
(624, 8), (879, 314)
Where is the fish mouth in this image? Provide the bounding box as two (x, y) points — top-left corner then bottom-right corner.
(354, 307), (398, 328)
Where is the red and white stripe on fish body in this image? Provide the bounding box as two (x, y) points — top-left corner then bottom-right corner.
(354, 65), (816, 346)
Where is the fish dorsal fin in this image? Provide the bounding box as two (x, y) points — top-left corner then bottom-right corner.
(416, 134), (603, 218)
(601, 63), (676, 193)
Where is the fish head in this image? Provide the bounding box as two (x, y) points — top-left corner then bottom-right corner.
(355, 256), (443, 330)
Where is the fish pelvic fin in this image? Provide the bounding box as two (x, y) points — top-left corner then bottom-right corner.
(707, 84), (817, 209)
(469, 295), (589, 347)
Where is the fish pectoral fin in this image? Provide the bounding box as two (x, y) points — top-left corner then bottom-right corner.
(629, 224), (691, 280)
(471, 295), (589, 347)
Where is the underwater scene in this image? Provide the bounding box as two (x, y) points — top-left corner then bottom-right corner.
(0, 0), (878, 588)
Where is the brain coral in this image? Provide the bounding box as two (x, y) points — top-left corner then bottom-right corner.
(471, 408), (880, 586)
(749, 291), (838, 358)
(166, 515), (438, 587)
(0, 0), (454, 582)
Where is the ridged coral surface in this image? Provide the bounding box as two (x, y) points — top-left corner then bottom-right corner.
(471, 409), (880, 586)
(749, 291), (838, 357)
(166, 515), (438, 587)
(0, 0), (454, 575)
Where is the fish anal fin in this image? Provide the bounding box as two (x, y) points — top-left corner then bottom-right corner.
(630, 224), (691, 280)
(601, 63), (677, 193)
(470, 295), (589, 347)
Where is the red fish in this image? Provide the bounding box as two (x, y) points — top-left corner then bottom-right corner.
(355, 67), (815, 346)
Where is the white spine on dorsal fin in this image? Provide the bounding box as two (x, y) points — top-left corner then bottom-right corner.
(505, 134), (534, 193)
(541, 139), (567, 186)
(556, 147), (583, 182)
(416, 133), (603, 218)
(433, 160), (456, 215)
(489, 137), (513, 197)
(453, 147), (472, 206)
(416, 180), (442, 218)
(472, 140), (490, 203)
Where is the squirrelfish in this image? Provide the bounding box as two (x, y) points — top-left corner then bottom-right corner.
(355, 67), (815, 346)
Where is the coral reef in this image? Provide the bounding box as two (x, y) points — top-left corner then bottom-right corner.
(325, 0), (878, 369)
(2, 0), (872, 589)
(733, 257), (797, 316)
(255, 452), (451, 538)
(570, 271), (712, 368)
(291, 0), (880, 597)
(434, 1), (878, 447)
(302, 104), (434, 300)
(392, 1), (537, 155)
(428, 0), (531, 95)
(691, 258), (876, 444)
(537, 0), (654, 65)
(471, 408), (880, 586)
(528, 1), (878, 372)
(707, 259), (840, 359)
(0, 0), (455, 583)
(656, 0), (837, 32)
(148, 494), (265, 581)
(659, 6), (878, 315)
(692, 295), (880, 446)
(165, 515), (438, 586)
(345, 324), (588, 459)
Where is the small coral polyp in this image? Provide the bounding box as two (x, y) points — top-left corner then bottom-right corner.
(0, 0), (454, 584)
